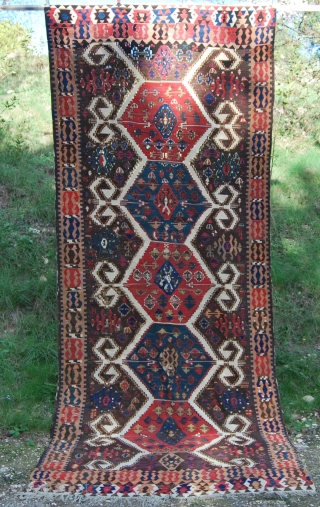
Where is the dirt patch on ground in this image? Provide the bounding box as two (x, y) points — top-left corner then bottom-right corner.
(0, 433), (319, 507)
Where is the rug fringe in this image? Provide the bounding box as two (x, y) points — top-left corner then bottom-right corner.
(18, 488), (316, 505)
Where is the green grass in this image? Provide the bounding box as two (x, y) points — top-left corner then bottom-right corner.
(0, 48), (319, 434)
(0, 53), (58, 431)
(271, 148), (320, 424)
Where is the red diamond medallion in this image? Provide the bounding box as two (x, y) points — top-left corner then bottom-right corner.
(125, 242), (213, 323)
(119, 82), (211, 161)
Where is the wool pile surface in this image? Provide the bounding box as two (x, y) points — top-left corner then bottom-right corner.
(30, 4), (315, 498)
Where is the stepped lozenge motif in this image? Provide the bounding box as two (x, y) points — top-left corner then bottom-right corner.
(30, 5), (315, 498)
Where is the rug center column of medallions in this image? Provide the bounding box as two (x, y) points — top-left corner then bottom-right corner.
(85, 40), (255, 477)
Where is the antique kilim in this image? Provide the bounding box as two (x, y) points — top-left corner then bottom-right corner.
(30, 4), (315, 498)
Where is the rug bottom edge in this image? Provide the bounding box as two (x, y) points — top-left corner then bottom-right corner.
(20, 488), (316, 504)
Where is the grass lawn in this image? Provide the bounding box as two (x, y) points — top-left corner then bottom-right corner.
(0, 55), (57, 432)
(0, 52), (319, 435)
(271, 148), (320, 427)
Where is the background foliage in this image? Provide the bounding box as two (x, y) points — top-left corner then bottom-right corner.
(0, 15), (319, 436)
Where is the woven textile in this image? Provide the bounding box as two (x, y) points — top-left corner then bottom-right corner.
(30, 5), (315, 498)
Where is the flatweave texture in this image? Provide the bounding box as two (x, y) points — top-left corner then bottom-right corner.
(30, 4), (315, 498)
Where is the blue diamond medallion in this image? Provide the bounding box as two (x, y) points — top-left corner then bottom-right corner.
(156, 417), (186, 445)
(155, 261), (182, 295)
(153, 104), (177, 138)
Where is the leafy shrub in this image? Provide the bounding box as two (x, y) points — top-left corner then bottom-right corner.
(274, 15), (320, 145)
(0, 20), (32, 82)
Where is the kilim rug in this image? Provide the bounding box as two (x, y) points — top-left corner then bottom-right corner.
(29, 4), (315, 499)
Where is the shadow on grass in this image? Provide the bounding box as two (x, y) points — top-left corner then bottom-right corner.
(271, 147), (320, 422)
(0, 141), (58, 432)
